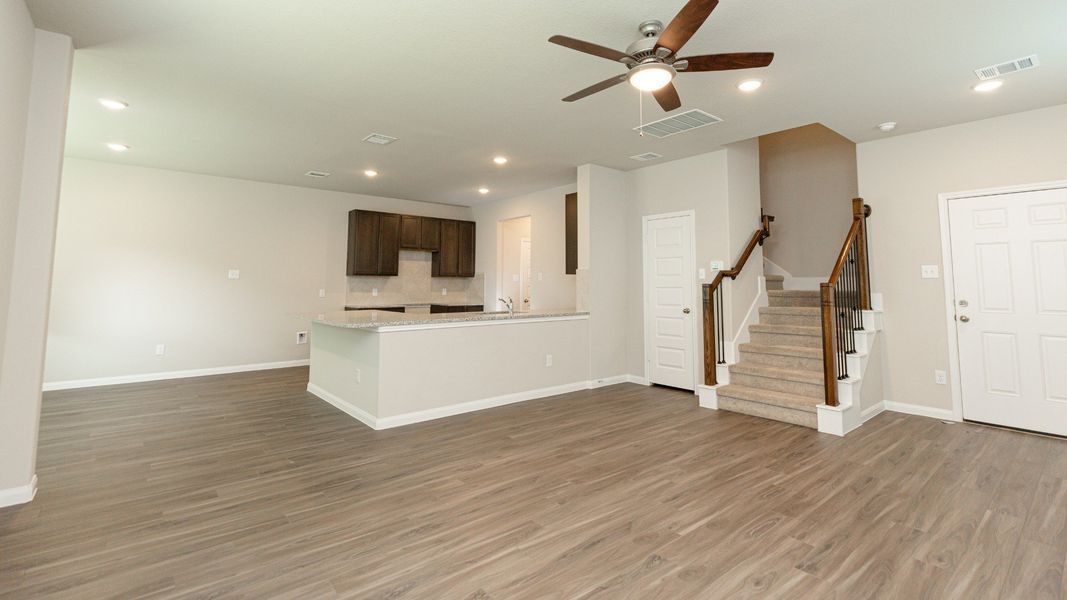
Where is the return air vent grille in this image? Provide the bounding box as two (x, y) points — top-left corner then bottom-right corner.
(975, 55), (1039, 80)
(304, 170), (331, 178)
(362, 133), (398, 145)
(633, 109), (722, 138)
(630, 152), (664, 161)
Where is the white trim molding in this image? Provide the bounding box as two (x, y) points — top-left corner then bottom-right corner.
(0, 474), (38, 508)
(43, 359), (311, 391)
(884, 400), (957, 422)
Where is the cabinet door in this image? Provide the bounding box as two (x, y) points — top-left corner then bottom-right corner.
(457, 220), (476, 277)
(348, 210), (380, 276)
(420, 217), (441, 251)
(565, 192), (578, 275)
(400, 215), (421, 249)
(378, 213), (401, 276)
(435, 220), (460, 277)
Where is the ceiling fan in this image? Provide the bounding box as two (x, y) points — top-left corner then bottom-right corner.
(549, 0), (774, 112)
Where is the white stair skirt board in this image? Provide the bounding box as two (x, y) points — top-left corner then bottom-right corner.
(761, 257), (825, 291)
(817, 309), (884, 436)
(0, 475), (37, 508)
(309, 376), (650, 431)
(43, 359), (311, 391)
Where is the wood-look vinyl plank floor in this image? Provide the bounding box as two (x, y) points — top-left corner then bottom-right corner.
(1, 367), (1064, 599)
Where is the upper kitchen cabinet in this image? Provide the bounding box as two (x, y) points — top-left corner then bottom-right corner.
(399, 215), (441, 251)
(432, 219), (476, 278)
(347, 210), (401, 276)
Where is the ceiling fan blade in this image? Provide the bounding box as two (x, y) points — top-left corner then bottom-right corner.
(549, 35), (631, 63)
(562, 74), (628, 102)
(652, 82), (682, 112)
(678, 52), (774, 72)
(656, 0), (719, 54)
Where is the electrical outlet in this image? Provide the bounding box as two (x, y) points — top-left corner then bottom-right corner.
(921, 265), (940, 279)
(545, 354), (553, 367)
(934, 370), (947, 385)
(372, 288), (378, 297)
(155, 344), (165, 356)
(710, 260), (725, 270)
(512, 274), (520, 282)
(296, 331), (308, 345)
(699, 268), (707, 280)
(228, 269), (240, 280)
(538, 272), (544, 281)
(318, 288), (326, 298)
(442, 288), (448, 296)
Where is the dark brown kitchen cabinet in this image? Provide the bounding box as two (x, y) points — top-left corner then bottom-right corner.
(431, 219), (475, 278)
(399, 215), (442, 251)
(565, 192), (578, 275)
(347, 210), (400, 276)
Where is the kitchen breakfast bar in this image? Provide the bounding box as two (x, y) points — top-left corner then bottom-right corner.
(305, 309), (591, 429)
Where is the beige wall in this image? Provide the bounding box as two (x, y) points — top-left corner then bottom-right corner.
(46, 159), (471, 385)
(498, 217), (531, 308)
(857, 102), (1067, 413)
(346, 251), (484, 308)
(472, 182), (576, 311)
(759, 124), (858, 277)
(0, 10), (73, 498)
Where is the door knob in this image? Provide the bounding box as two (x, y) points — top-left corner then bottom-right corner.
(959, 315), (970, 323)
(683, 308), (691, 314)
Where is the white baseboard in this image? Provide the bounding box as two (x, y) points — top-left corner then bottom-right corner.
(861, 401), (886, 423)
(590, 375), (629, 388)
(306, 383), (380, 429)
(884, 400), (958, 422)
(43, 359), (311, 391)
(626, 374), (649, 386)
(0, 474), (37, 508)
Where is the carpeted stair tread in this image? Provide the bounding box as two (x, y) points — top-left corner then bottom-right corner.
(730, 362), (825, 384)
(739, 343), (823, 358)
(759, 306), (821, 316)
(748, 323), (822, 337)
(717, 384), (820, 413)
(767, 290), (821, 297)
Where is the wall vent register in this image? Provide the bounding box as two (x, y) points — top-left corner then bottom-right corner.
(630, 152), (664, 161)
(304, 170), (331, 178)
(362, 133), (398, 145)
(633, 109), (722, 139)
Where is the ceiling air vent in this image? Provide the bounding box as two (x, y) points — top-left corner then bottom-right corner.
(633, 109), (723, 138)
(975, 54), (1039, 80)
(362, 133), (398, 145)
(630, 152), (664, 162)
(304, 170), (331, 178)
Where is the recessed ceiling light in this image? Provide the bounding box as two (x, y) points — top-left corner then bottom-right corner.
(877, 122), (897, 132)
(493, 156), (508, 165)
(98, 98), (128, 110)
(478, 187), (490, 195)
(737, 79), (763, 92)
(106, 142), (129, 152)
(364, 169), (379, 178)
(973, 80), (1003, 93)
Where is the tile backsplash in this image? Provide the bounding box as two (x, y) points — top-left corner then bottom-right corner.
(347, 251), (485, 307)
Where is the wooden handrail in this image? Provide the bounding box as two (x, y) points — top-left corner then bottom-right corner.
(820, 198), (872, 407)
(702, 214), (774, 386)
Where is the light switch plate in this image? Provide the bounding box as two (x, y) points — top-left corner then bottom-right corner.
(155, 344), (165, 356)
(699, 268), (707, 280)
(372, 288), (378, 297)
(227, 269), (240, 280)
(710, 260), (725, 270)
(318, 288), (326, 298)
(934, 370), (947, 385)
(921, 265), (939, 279)
(442, 288), (447, 296)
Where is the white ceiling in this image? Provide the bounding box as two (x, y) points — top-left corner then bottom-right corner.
(27, 0), (1067, 206)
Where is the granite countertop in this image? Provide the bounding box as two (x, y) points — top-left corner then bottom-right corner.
(306, 308), (589, 330)
(343, 300), (482, 308)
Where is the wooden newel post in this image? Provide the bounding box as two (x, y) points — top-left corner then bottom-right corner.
(852, 198), (871, 310)
(703, 283), (716, 386)
(819, 283), (838, 407)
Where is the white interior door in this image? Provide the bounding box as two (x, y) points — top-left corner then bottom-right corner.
(645, 214), (696, 390)
(519, 238), (531, 311)
(949, 187), (1067, 436)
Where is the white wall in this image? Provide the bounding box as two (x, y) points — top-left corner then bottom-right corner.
(857, 102), (1067, 413)
(46, 159), (471, 386)
(0, 3), (73, 501)
(472, 182), (576, 311)
(498, 217), (531, 308)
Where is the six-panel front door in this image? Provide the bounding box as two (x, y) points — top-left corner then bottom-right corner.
(645, 214), (696, 390)
(949, 187), (1067, 436)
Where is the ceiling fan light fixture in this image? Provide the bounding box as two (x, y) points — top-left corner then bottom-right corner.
(628, 63), (676, 92)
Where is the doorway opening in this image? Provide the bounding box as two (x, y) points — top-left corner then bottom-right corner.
(498, 216), (532, 312)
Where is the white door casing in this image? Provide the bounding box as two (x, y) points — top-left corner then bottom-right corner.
(948, 187), (1067, 436)
(644, 212), (696, 391)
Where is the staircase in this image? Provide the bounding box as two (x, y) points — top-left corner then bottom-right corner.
(716, 276), (825, 428)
